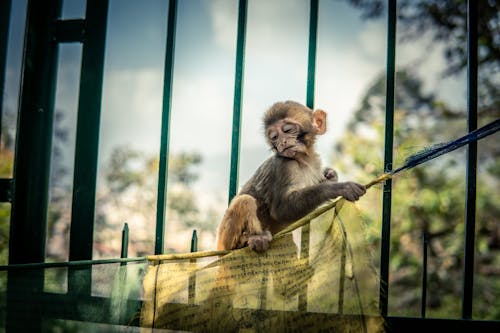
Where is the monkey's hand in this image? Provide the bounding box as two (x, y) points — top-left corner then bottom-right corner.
(334, 181), (366, 202)
(247, 231), (273, 253)
(323, 168), (338, 182)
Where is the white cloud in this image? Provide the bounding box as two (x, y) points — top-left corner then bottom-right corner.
(209, 0), (309, 73)
(316, 48), (385, 164)
(358, 21), (387, 58)
(100, 69), (164, 159)
(100, 67), (236, 158)
(208, 0), (237, 52)
(169, 75), (234, 155)
(397, 33), (467, 110)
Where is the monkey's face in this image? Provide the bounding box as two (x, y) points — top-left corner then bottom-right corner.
(267, 119), (308, 158)
(263, 101), (327, 159)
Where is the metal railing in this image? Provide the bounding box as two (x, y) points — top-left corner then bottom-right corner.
(0, 0), (496, 332)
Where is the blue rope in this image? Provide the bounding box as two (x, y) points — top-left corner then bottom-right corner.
(392, 118), (500, 175)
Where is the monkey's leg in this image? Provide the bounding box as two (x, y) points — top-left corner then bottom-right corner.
(217, 194), (272, 252)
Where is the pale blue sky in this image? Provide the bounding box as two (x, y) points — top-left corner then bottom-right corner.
(3, 0), (467, 188)
(3, 0), (466, 251)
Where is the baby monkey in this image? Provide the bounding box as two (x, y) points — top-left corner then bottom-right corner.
(216, 101), (366, 252)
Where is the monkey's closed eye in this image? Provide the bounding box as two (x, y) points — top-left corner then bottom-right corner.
(282, 123), (295, 133)
(269, 131), (278, 141)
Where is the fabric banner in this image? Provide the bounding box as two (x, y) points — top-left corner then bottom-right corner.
(140, 198), (384, 332)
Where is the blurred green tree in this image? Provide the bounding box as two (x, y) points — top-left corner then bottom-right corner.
(0, 149), (13, 266)
(94, 147), (217, 256)
(340, 0), (499, 319)
(0, 104), (15, 266)
(347, 0), (499, 75)
(334, 70), (499, 318)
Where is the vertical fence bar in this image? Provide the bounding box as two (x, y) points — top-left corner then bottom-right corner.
(68, 0), (109, 295)
(155, 0), (178, 255)
(299, 0), (319, 312)
(188, 230), (197, 304)
(421, 231), (428, 318)
(259, 269), (269, 311)
(121, 223), (129, 260)
(298, 226), (310, 311)
(117, 222), (129, 323)
(338, 232), (347, 314)
(306, 0), (318, 109)
(0, 0), (12, 143)
(9, 0), (61, 265)
(228, 0), (248, 203)
(379, 0), (397, 317)
(190, 229), (198, 252)
(462, 0), (478, 320)
(7, 1), (62, 330)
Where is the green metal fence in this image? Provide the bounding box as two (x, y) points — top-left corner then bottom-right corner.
(0, 0), (498, 332)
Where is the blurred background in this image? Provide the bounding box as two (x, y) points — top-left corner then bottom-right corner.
(1, 0), (498, 320)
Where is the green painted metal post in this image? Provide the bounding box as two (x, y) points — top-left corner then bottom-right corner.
(421, 231), (428, 318)
(7, 2), (62, 331)
(119, 222), (129, 323)
(8, 0), (61, 265)
(306, 0), (318, 110)
(228, 0), (248, 203)
(420, 230), (429, 318)
(190, 229), (198, 252)
(338, 231), (347, 314)
(299, 0), (319, 312)
(155, 0), (178, 255)
(0, 178), (12, 202)
(54, 19), (86, 43)
(121, 223), (129, 259)
(68, 0), (109, 295)
(379, 0), (397, 317)
(188, 229), (198, 304)
(462, 0), (478, 320)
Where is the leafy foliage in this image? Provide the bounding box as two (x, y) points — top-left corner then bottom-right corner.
(347, 0), (500, 75)
(94, 147), (217, 257)
(340, 0), (500, 319)
(334, 69), (499, 318)
(0, 149), (13, 266)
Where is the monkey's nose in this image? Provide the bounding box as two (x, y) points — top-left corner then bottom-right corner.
(277, 140), (288, 151)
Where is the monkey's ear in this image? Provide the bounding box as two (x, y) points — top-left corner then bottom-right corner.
(312, 109), (327, 135)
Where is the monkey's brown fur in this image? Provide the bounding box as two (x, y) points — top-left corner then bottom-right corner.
(217, 101), (365, 252)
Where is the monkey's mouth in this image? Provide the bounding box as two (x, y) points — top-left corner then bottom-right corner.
(279, 146), (297, 158)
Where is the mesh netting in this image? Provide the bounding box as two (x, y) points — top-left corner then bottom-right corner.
(141, 198), (384, 332)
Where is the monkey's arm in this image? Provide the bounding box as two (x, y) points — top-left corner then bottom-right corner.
(271, 181), (365, 223)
